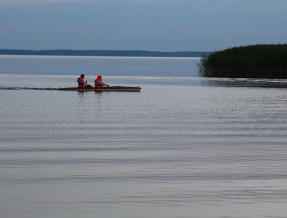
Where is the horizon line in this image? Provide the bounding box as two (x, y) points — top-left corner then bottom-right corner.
(0, 49), (212, 58)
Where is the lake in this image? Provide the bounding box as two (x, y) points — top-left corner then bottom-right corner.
(0, 55), (287, 218)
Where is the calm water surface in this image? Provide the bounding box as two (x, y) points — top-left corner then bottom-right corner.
(0, 55), (287, 218)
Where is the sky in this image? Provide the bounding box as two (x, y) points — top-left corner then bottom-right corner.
(0, 0), (286, 51)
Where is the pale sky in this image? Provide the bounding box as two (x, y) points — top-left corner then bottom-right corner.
(0, 0), (286, 51)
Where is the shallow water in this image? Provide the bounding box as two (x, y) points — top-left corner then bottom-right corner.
(1, 56), (287, 218)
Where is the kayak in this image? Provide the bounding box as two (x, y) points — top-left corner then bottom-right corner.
(58, 86), (141, 92)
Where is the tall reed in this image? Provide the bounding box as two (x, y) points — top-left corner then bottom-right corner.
(200, 44), (287, 78)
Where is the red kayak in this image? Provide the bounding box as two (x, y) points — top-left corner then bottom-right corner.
(58, 86), (141, 92)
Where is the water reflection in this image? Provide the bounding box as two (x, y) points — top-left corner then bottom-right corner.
(94, 91), (103, 112)
(200, 78), (287, 88)
(76, 91), (104, 124)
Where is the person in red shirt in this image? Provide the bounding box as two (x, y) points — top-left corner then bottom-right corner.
(94, 75), (109, 87)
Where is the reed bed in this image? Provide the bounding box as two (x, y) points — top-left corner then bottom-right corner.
(200, 44), (287, 78)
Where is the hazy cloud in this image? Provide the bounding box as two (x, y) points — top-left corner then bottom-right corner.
(0, 0), (100, 4)
(0, 0), (152, 4)
(1, 0), (286, 50)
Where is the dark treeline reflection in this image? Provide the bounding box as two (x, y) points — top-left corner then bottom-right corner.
(200, 78), (287, 88)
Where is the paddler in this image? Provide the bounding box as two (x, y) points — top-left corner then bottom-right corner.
(77, 74), (87, 87)
(94, 75), (109, 87)
(77, 74), (92, 88)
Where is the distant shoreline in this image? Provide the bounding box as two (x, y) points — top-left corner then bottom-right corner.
(0, 49), (211, 58)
